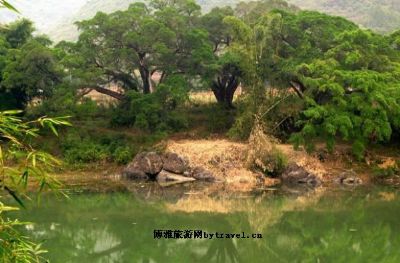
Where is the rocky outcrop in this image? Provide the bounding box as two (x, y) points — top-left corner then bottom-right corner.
(123, 152), (163, 179)
(123, 151), (217, 184)
(281, 163), (321, 187)
(162, 152), (188, 174)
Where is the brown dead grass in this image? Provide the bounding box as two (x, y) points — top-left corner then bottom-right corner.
(165, 136), (327, 188)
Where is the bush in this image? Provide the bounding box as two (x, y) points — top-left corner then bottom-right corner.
(246, 121), (288, 177)
(111, 77), (189, 133)
(60, 130), (136, 164)
(204, 104), (235, 133)
(112, 146), (134, 164)
(28, 84), (104, 121)
(228, 97), (255, 140)
(64, 141), (109, 163)
(228, 93), (304, 141)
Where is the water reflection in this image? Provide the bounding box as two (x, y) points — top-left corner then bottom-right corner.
(12, 185), (400, 262)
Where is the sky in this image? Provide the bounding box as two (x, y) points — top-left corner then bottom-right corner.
(0, 0), (87, 33)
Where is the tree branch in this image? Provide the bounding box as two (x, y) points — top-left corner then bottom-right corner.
(90, 85), (125, 100)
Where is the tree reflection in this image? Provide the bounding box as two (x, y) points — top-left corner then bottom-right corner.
(11, 187), (400, 262)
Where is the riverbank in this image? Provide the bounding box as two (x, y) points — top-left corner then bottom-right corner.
(49, 136), (400, 194)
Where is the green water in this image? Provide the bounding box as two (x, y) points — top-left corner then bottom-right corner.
(12, 183), (400, 263)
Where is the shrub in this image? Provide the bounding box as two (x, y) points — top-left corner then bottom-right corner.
(60, 130), (132, 164)
(246, 121), (288, 177)
(28, 84), (104, 121)
(64, 141), (109, 163)
(205, 104), (235, 133)
(110, 77), (189, 133)
(112, 146), (134, 165)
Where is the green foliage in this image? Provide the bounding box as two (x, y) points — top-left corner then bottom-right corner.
(290, 31), (400, 157)
(239, 10), (400, 157)
(111, 77), (189, 133)
(0, 0), (18, 13)
(0, 203), (48, 263)
(203, 104), (235, 133)
(58, 127), (165, 165)
(0, 20), (62, 109)
(373, 166), (399, 178)
(0, 19), (33, 49)
(28, 84), (103, 121)
(60, 1), (216, 97)
(227, 98), (255, 140)
(0, 110), (69, 262)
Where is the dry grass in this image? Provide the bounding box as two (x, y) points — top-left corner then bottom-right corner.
(165, 132), (329, 190)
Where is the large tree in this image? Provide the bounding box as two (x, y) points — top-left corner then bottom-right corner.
(257, 11), (400, 157)
(62, 1), (214, 100)
(0, 20), (61, 109)
(201, 7), (242, 108)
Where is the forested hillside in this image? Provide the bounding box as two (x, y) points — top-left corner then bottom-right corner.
(288, 0), (400, 33)
(46, 0), (297, 41)
(2, 0), (399, 42)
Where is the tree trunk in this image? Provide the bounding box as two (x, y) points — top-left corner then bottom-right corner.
(138, 52), (151, 94)
(211, 75), (239, 109)
(139, 66), (151, 94)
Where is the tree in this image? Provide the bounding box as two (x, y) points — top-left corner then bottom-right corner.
(389, 30), (400, 51)
(63, 1), (214, 100)
(201, 7), (242, 108)
(0, 19), (60, 110)
(1, 39), (62, 109)
(235, 0), (298, 24)
(201, 2), (298, 108)
(256, 11), (400, 157)
(0, 19), (34, 49)
(290, 30), (400, 157)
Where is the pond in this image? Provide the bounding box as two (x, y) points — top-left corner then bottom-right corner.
(11, 182), (400, 263)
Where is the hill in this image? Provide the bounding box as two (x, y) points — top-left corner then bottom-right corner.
(2, 0), (399, 42)
(287, 0), (400, 33)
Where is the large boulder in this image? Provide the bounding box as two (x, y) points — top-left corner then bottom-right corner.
(191, 166), (217, 182)
(281, 163), (321, 187)
(162, 152), (189, 174)
(123, 152), (163, 179)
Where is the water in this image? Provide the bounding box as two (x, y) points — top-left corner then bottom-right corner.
(11, 183), (400, 263)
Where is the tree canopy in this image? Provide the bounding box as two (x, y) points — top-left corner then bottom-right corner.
(59, 1), (215, 100)
(0, 20), (61, 110)
(240, 10), (400, 157)
(0, 0), (399, 158)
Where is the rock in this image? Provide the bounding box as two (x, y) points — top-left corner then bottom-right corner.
(191, 166), (216, 182)
(124, 152), (163, 179)
(341, 177), (363, 185)
(157, 170), (196, 184)
(162, 152), (188, 174)
(281, 163), (321, 187)
(336, 171), (363, 186)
